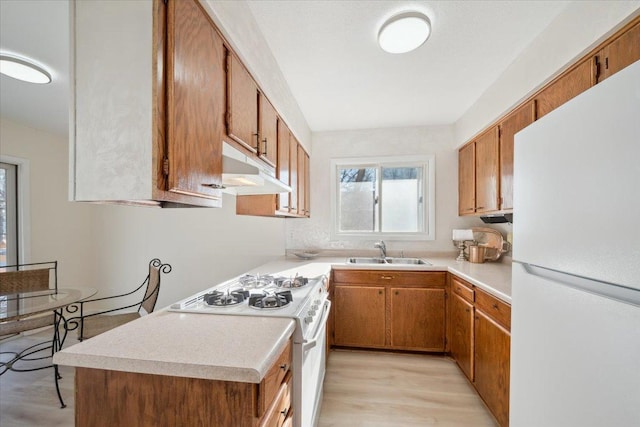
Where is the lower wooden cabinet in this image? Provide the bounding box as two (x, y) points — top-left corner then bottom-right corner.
(334, 285), (385, 347)
(450, 290), (474, 381)
(474, 308), (510, 427)
(75, 340), (293, 427)
(449, 276), (511, 427)
(390, 287), (445, 351)
(332, 270), (446, 352)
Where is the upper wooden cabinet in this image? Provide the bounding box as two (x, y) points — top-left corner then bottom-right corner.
(71, 0), (223, 207)
(297, 146), (310, 217)
(165, 0), (225, 201)
(498, 101), (536, 210)
(458, 143), (475, 215)
(599, 20), (640, 81)
(277, 121), (292, 213)
(258, 95), (278, 168)
(458, 16), (639, 217)
(288, 136), (299, 216)
(226, 53), (259, 154)
(475, 127), (500, 213)
(535, 57), (596, 119)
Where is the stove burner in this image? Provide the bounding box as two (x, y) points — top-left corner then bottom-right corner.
(203, 289), (250, 307)
(238, 274), (276, 289)
(249, 290), (293, 309)
(275, 276), (309, 289)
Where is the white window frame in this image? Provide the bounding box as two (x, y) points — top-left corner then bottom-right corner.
(0, 155), (31, 264)
(330, 155), (435, 241)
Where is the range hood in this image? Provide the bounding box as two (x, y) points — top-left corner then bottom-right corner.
(222, 143), (292, 195)
(480, 213), (513, 224)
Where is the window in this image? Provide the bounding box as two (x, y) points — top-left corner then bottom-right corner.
(0, 161), (18, 318)
(331, 156), (435, 240)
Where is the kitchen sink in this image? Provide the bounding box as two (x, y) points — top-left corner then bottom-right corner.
(384, 257), (430, 265)
(346, 257), (431, 265)
(347, 257), (387, 264)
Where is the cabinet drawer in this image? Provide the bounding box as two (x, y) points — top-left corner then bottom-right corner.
(333, 270), (445, 287)
(475, 288), (511, 330)
(451, 276), (474, 303)
(259, 371), (292, 427)
(258, 340), (292, 417)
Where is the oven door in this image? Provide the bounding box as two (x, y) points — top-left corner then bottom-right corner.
(294, 299), (331, 427)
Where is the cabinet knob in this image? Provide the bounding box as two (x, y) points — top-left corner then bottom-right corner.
(378, 290), (383, 295)
(465, 308), (470, 312)
(492, 303), (499, 310)
(394, 291), (399, 295)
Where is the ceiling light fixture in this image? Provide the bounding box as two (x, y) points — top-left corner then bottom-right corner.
(0, 54), (52, 84)
(378, 12), (431, 54)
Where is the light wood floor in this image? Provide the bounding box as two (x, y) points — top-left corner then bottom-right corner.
(1, 332), (496, 426)
(319, 350), (497, 426)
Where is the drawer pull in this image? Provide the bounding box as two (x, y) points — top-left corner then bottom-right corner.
(281, 408), (289, 415)
(380, 275), (394, 280)
(280, 364), (288, 371)
(492, 303), (499, 309)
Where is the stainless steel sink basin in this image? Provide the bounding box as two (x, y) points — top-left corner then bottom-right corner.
(347, 257), (387, 264)
(346, 257), (430, 265)
(384, 257), (430, 265)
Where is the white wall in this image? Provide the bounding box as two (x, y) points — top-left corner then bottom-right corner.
(0, 118), (95, 287)
(91, 195), (286, 309)
(455, 1), (640, 146)
(286, 126), (479, 255)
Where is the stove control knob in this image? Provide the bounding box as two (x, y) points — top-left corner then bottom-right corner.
(311, 304), (319, 310)
(308, 309), (317, 316)
(304, 316), (314, 324)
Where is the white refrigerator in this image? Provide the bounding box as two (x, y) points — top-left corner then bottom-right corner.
(511, 59), (640, 426)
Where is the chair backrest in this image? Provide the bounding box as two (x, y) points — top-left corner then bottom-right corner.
(0, 262), (57, 296)
(139, 259), (171, 315)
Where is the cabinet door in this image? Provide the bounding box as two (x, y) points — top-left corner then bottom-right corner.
(276, 121), (290, 213)
(304, 152), (310, 217)
(601, 21), (640, 81)
(450, 292), (474, 381)
(333, 285), (385, 348)
(258, 94), (278, 168)
(226, 53), (259, 153)
(390, 287), (445, 351)
(536, 58), (595, 119)
(475, 127), (499, 213)
(498, 101), (535, 210)
(297, 145), (306, 216)
(458, 143), (475, 215)
(474, 309), (511, 427)
(289, 136), (298, 215)
(166, 0), (224, 200)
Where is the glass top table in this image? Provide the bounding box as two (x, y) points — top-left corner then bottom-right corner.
(1, 288), (97, 322)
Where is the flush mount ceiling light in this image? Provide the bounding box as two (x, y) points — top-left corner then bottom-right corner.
(378, 12), (431, 54)
(0, 54), (52, 84)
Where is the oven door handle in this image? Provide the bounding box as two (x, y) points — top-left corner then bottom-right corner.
(302, 300), (331, 351)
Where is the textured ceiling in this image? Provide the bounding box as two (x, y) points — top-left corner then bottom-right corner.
(247, 0), (570, 131)
(0, 0), (570, 137)
(0, 0), (69, 136)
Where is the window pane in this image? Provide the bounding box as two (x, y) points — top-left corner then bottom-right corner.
(381, 166), (423, 232)
(338, 167), (377, 232)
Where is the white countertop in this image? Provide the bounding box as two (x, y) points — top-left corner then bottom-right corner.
(54, 255), (510, 382)
(53, 309), (295, 383)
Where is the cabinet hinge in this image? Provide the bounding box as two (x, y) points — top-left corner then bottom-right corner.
(163, 158), (169, 176)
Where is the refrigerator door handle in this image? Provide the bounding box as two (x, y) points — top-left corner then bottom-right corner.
(517, 262), (640, 307)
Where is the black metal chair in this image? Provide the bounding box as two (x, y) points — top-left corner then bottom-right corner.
(76, 258), (171, 341)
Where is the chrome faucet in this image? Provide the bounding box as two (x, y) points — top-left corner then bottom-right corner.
(374, 240), (387, 259)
